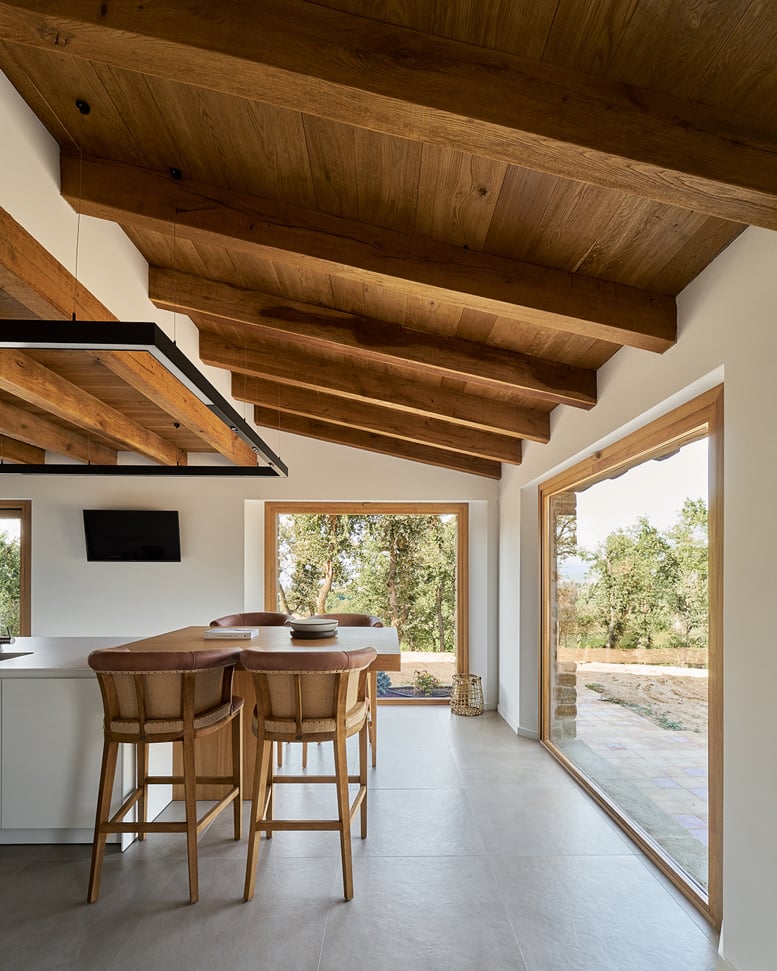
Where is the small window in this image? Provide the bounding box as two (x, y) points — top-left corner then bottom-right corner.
(0, 500), (31, 635)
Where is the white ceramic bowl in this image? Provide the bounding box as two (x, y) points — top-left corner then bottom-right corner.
(290, 617), (339, 630)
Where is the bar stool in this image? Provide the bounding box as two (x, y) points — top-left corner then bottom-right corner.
(241, 646), (376, 901)
(86, 646), (244, 903)
(209, 613), (291, 770)
(302, 614), (383, 768)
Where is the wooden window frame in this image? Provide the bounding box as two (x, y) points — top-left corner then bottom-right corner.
(264, 501), (469, 675)
(0, 499), (31, 636)
(539, 386), (723, 927)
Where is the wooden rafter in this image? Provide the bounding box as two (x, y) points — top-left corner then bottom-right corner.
(85, 349), (258, 466)
(152, 268), (597, 409)
(62, 155), (676, 352)
(0, 398), (117, 464)
(2, 0), (776, 226)
(233, 373), (522, 464)
(0, 434), (44, 464)
(0, 349), (187, 465)
(252, 405), (503, 479)
(199, 330), (549, 443)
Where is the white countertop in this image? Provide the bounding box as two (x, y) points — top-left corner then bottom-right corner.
(0, 636), (140, 677)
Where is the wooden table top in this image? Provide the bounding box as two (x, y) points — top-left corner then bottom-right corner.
(121, 625), (401, 671)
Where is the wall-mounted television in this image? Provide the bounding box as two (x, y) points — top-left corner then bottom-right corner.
(83, 509), (181, 562)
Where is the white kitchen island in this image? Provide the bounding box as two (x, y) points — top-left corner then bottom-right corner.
(0, 636), (169, 845)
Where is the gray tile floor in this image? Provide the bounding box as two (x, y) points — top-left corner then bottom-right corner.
(0, 707), (720, 970)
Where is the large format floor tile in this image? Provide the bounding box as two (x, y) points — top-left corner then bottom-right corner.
(0, 707), (719, 970)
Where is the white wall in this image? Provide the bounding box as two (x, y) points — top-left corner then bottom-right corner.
(500, 225), (777, 970)
(0, 72), (500, 703)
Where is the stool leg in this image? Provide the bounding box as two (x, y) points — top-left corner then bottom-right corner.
(244, 737), (272, 901)
(265, 742), (274, 839)
(232, 706), (243, 840)
(368, 670), (377, 767)
(137, 740), (147, 841)
(359, 719), (368, 838)
(182, 735), (199, 903)
(87, 738), (119, 903)
(302, 741), (308, 769)
(333, 730), (354, 901)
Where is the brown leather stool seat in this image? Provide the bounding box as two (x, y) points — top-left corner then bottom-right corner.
(87, 646), (244, 903)
(209, 611), (292, 627)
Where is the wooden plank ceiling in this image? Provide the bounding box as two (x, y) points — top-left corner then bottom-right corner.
(0, 0), (774, 477)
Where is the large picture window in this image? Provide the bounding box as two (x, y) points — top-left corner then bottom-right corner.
(540, 387), (722, 926)
(264, 502), (468, 701)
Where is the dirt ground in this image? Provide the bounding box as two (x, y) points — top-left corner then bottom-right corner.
(577, 663), (709, 733)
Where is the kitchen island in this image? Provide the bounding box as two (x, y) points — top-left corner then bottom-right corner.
(0, 626), (401, 843)
(0, 635), (153, 845)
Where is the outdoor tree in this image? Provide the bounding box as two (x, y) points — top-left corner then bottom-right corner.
(0, 532), (21, 635)
(277, 513), (360, 615)
(348, 514), (456, 649)
(666, 498), (708, 648)
(579, 517), (679, 648)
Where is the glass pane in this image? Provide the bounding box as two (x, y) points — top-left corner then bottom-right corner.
(275, 512), (459, 699)
(548, 440), (709, 894)
(0, 511), (22, 635)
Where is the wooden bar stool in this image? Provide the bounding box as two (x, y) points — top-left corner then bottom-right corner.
(285, 614), (383, 770)
(240, 646), (377, 902)
(87, 646), (244, 904)
(312, 615), (383, 766)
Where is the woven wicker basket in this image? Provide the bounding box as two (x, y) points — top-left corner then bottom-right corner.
(450, 673), (484, 716)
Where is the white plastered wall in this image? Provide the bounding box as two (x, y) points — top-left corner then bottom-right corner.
(500, 225), (777, 970)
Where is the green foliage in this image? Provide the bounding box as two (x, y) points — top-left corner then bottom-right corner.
(579, 517), (679, 649)
(276, 512), (458, 652)
(562, 499), (708, 653)
(0, 532), (21, 635)
(412, 669), (442, 696)
(277, 514), (359, 616)
(666, 498), (708, 648)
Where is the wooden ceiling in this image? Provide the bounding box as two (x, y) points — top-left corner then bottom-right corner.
(0, 0), (774, 477)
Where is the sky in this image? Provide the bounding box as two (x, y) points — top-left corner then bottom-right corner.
(0, 518), (20, 541)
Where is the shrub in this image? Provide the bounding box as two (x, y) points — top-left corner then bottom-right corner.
(376, 671), (392, 696)
(413, 669), (441, 696)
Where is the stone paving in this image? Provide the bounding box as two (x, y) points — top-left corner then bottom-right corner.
(558, 679), (709, 890)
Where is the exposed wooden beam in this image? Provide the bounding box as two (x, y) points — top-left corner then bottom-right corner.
(233, 373), (522, 464)
(152, 268), (597, 409)
(62, 155), (676, 352)
(200, 330), (549, 443)
(0, 207), (111, 321)
(0, 398), (117, 464)
(252, 404), (503, 480)
(0, 207), (257, 464)
(0, 435), (44, 464)
(0, 350), (186, 465)
(86, 350), (259, 466)
(3, 0), (777, 226)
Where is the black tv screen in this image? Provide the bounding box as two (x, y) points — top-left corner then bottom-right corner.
(83, 509), (181, 562)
